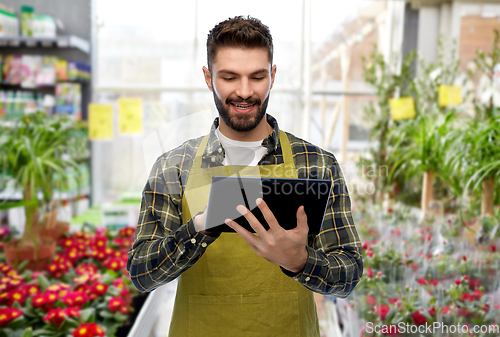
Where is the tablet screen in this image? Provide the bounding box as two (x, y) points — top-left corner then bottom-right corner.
(204, 176), (332, 235)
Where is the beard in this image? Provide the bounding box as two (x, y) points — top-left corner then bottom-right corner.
(214, 92), (269, 132)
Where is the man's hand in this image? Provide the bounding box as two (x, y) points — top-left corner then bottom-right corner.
(225, 198), (309, 273)
(193, 206), (213, 236)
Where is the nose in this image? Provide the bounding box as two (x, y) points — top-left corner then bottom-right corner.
(235, 78), (254, 100)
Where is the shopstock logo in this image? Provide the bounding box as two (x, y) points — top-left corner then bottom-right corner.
(365, 322), (499, 335)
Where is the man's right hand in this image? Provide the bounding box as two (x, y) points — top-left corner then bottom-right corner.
(193, 207), (213, 236)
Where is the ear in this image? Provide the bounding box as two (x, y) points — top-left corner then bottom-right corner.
(203, 66), (213, 92)
(270, 64), (277, 90)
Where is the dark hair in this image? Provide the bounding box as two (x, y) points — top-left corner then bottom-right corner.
(206, 16), (273, 69)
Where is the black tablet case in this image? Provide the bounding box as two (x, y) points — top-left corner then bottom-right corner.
(204, 176), (332, 235)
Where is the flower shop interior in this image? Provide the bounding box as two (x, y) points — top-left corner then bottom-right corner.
(1, 0), (500, 336)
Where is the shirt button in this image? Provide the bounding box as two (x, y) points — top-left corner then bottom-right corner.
(218, 148), (222, 153)
(191, 238), (196, 244)
(201, 242), (207, 248)
(305, 277), (310, 282)
(211, 157), (215, 162)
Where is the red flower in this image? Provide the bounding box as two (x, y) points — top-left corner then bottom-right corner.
(410, 310), (427, 325)
(491, 245), (496, 252)
(90, 282), (108, 298)
(43, 308), (66, 327)
(0, 307), (23, 327)
(119, 227), (135, 237)
(457, 307), (472, 318)
(417, 279), (428, 285)
(462, 255), (467, 261)
(442, 306), (451, 315)
(376, 305), (390, 321)
(387, 207), (393, 213)
(108, 297), (129, 314)
(471, 289), (483, 301)
(366, 267), (373, 278)
(8, 289), (27, 306)
(366, 295), (376, 307)
(112, 278), (125, 289)
(366, 251), (373, 258)
(62, 291), (88, 308)
(468, 278), (481, 290)
(455, 279), (461, 285)
(461, 293), (473, 302)
(428, 307), (436, 316)
(71, 322), (105, 337)
(430, 280), (439, 286)
(482, 303), (490, 312)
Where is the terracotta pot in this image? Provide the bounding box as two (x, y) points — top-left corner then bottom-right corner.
(39, 222), (70, 241)
(4, 240), (56, 271)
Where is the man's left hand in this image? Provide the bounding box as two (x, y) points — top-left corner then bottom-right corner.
(225, 198), (309, 274)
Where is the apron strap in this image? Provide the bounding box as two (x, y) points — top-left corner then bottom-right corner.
(192, 134), (210, 170)
(278, 130), (294, 165)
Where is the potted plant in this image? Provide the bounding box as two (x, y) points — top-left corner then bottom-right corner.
(0, 112), (77, 270)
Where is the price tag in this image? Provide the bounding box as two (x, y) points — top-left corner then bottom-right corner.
(439, 85), (463, 107)
(390, 97), (415, 120)
(89, 104), (113, 140)
(118, 98), (143, 134)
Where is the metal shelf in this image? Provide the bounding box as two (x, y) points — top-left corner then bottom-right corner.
(0, 35), (90, 54)
(0, 185), (90, 201)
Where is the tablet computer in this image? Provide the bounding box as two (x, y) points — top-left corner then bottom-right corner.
(204, 176), (332, 235)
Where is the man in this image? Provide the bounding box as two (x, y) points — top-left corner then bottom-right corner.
(127, 16), (363, 336)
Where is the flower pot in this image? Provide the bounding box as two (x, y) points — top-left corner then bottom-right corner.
(3, 240), (56, 271)
(39, 221), (70, 240)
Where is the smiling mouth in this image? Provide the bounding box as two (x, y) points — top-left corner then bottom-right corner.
(230, 103), (256, 110)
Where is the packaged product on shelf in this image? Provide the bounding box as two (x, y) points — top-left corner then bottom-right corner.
(32, 14), (56, 38)
(2, 55), (23, 85)
(20, 5), (34, 37)
(68, 61), (91, 81)
(0, 8), (19, 37)
(55, 59), (68, 81)
(36, 56), (57, 86)
(39, 94), (55, 115)
(21, 55), (42, 88)
(55, 83), (81, 119)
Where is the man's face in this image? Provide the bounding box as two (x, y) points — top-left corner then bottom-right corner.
(203, 47), (276, 132)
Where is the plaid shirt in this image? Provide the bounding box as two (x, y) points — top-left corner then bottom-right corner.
(127, 115), (363, 297)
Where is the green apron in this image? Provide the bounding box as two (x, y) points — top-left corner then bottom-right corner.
(168, 131), (320, 337)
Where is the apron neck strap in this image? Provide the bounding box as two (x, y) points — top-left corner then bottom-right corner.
(192, 130), (294, 169)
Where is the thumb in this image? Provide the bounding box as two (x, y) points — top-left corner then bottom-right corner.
(296, 206), (308, 232)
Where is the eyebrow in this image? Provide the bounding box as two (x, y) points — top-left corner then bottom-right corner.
(217, 69), (268, 76)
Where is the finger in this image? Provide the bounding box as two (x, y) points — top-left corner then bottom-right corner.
(225, 218), (260, 247)
(236, 205), (268, 238)
(296, 206), (309, 234)
(256, 198), (282, 232)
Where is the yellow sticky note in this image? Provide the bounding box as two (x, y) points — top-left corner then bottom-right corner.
(439, 85), (462, 107)
(390, 97), (415, 121)
(88, 104), (113, 140)
(118, 98), (143, 134)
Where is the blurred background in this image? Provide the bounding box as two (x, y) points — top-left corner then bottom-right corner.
(1, 1), (500, 337)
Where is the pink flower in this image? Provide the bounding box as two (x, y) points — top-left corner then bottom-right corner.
(366, 267), (373, 278)
(455, 279), (461, 285)
(366, 251), (373, 258)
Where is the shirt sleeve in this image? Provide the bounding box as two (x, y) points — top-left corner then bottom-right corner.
(280, 160), (363, 297)
(127, 159), (219, 292)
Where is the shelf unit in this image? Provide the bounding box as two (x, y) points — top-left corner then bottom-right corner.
(0, 0), (93, 208)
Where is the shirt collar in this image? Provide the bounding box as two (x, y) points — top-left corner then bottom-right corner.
(202, 114), (281, 165)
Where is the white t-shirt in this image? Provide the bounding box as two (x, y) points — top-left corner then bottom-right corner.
(215, 127), (268, 166)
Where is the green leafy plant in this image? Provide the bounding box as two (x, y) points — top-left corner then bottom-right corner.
(360, 46), (417, 201)
(0, 112), (77, 246)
